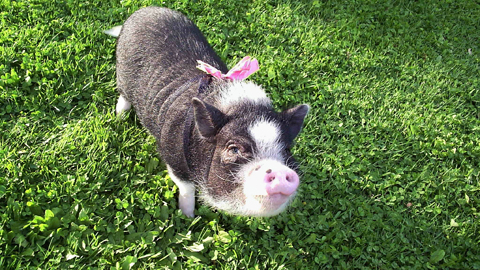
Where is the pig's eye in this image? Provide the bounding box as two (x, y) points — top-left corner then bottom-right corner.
(228, 145), (241, 155)
(223, 143), (251, 164)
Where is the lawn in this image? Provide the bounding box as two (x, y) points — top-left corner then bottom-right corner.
(1, 0), (479, 269)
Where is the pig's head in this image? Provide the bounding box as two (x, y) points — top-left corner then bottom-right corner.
(192, 81), (309, 217)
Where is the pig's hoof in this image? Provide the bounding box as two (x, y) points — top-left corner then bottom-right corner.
(116, 95), (131, 116)
(179, 194), (196, 218)
(181, 208), (195, 218)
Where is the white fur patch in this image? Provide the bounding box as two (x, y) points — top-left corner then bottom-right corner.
(116, 95), (131, 115)
(103, 25), (122, 37)
(167, 166), (196, 217)
(248, 119), (284, 160)
(218, 81), (271, 109)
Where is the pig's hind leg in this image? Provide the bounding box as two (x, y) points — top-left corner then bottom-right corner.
(167, 166), (196, 217)
(116, 95), (131, 115)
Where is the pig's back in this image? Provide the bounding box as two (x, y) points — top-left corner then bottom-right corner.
(116, 6), (227, 137)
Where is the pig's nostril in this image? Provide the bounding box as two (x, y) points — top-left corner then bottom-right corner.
(266, 169), (272, 174)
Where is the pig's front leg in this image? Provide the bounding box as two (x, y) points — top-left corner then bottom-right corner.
(167, 166), (196, 217)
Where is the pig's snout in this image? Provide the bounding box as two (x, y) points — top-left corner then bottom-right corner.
(264, 168), (299, 196)
(244, 160), (300, 199)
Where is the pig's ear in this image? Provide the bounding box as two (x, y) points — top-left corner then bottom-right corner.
(282, 104), (310, 142)
(192, 98), (226, 138)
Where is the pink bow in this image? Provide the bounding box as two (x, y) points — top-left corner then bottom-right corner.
(196, 56), (259, 81)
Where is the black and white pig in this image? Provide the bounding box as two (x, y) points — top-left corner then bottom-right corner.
(106, 7), (309, 217)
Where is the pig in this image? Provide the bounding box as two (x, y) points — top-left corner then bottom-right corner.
(106, 6), (309, 217)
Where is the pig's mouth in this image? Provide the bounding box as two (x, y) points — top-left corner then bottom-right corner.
(247, 192), (295, 215)
(265, 193), (290, 206)
(199, 186), (296, 217)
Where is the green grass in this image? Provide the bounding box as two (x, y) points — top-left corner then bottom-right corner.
(1, 0), (479, 268)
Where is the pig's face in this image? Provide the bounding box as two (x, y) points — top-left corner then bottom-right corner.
(192, 82), (309, 216)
